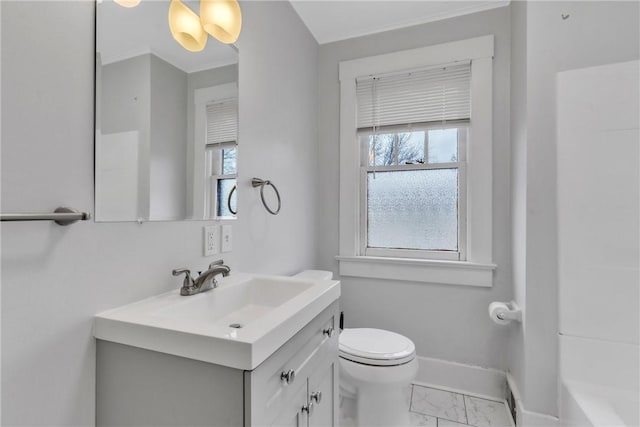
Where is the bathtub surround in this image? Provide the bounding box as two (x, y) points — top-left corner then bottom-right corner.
(557, 60), (639, 427)
(508, 1), (640, 421)
(1, 1), (319, 425)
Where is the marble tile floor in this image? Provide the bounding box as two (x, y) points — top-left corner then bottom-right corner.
(407, 383), (514, 427)
(340, 383), (514, 427)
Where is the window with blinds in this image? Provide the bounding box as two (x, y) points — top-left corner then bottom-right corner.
(356, 61), (471, 131)
(356, 62), (471, 260)
(206, 98), (238, 145)
(205, 97), (238, 218)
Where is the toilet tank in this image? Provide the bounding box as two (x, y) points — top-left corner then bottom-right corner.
(293, 270), (333, 280)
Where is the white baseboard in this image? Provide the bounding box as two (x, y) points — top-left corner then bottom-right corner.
(506, 373), (560, 427)
(415, 355), (507, 400)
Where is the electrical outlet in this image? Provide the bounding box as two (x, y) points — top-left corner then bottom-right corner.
(204, 225), (218, 256)
(221, 225), (232, 253)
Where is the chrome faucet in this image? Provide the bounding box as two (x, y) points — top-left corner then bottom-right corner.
(172, 260), (231, 296)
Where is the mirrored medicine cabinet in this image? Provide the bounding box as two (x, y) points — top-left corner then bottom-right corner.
(95, 0), (238, 222)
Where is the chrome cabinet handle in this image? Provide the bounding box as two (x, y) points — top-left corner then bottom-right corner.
(310, 391), (322, 404)
(280, 369), (295, 385)
(302, 401), (314, 416)
(322, 327), (334, 338)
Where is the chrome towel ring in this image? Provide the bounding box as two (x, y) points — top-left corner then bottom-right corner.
(251, 178), (281, 215)
(227, 185), (237, 215)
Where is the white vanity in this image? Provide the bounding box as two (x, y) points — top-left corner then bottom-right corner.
(94, 273), (340, 426)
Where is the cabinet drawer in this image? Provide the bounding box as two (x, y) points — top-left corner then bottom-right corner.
(245, 301), (339, 426)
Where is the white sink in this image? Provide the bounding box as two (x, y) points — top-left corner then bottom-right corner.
(94, 273), (340, 370)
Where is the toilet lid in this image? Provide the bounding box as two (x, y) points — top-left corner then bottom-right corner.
(339, 328), (416, 366)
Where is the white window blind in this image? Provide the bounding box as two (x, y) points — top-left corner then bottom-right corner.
(356, 61), (471, 131)
(206, 97), (238, 145)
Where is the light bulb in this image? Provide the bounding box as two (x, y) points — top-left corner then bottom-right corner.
(199, 0), (242, 44)
(168, 0), (208, 52)
(114, 0), (141, 7)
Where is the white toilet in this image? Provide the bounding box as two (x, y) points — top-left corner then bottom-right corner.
(294, 271), (418, 427)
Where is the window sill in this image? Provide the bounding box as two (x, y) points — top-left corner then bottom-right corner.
(336, 256), (496, 287)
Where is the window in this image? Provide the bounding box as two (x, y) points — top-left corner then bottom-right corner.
(338, 36), (496, 286)
(204, 97), (238, 218)
(193, 83), (237, 219)
(361, 127), (466, 260)
(357, 62), (470, 260)
(205, 142), (237, 217)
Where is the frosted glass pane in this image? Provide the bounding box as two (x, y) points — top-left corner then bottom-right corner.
(367, 169), (458, 251)
(217, 178), (236, 217)
(428, 129), (458, 163)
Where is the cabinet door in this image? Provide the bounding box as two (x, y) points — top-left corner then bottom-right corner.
(307, 356), (338, 427)
(270, 382), (308, 427)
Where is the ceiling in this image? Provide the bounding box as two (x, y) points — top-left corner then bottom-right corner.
(289, 1), (510, 44)
(97, 1), (509, 70)
(97, 0), (237, 73)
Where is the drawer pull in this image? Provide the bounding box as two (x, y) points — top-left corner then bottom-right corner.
(310, 391), (322, 404)
(280, 369), (296, 385)
(302, 402), (314, 416)
(322, 327), (334, 338)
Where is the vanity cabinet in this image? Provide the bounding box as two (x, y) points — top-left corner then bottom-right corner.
(96, 301), (339, 426)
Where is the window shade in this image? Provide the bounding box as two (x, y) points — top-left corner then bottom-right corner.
(356, 62), (471, 131)
(206, 97), (238, 144)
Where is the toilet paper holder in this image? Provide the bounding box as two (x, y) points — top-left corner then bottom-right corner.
(489, 301), (522, 324)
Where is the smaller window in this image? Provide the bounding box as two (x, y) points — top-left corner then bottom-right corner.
(203, 96), (238, 218)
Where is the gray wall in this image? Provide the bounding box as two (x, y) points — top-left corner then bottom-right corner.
(101, 55), (150, 135)
(101, 55), (152, 217)
(149, 54), (188, 220)
(509, 0), (640, 417)
(317, 6), (513, 370)
(0, 1), (318, 425)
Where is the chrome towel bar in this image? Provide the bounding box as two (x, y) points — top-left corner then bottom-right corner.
(0, 207), (91, 226)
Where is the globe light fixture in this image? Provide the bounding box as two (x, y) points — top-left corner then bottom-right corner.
(114, 0), (141, 7)
(168, 0), (208, 52)
(199, 0), (242, 44)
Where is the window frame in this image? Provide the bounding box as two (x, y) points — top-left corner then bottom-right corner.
(337, 35), (496, 287)
(193, 83), (238, 219)
(204, 142), (237, 219)
(359, 124), (467, 261)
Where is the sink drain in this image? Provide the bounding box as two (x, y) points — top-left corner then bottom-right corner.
(229, 323), (243, 329)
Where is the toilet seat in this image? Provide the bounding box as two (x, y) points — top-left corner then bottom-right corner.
(339, 328), (415, 366)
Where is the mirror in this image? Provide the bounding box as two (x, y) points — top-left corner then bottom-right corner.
(95, 0), (238, 222)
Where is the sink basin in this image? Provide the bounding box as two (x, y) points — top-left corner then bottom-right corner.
(153, 276), (314, 327)
(94, 273), (340, 370)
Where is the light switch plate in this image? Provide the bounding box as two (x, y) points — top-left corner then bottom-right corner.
(221, 225), (232, 253)
(204, 225), (218, 256)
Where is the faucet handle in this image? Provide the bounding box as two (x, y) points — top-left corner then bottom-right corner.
(209, 259), (224, 269)
(172, 268), (193, 287)
(172, 268), (191, 276)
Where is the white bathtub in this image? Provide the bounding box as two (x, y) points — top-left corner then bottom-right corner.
(561, 381), (639, 427)
(559, 334), (639, 427)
